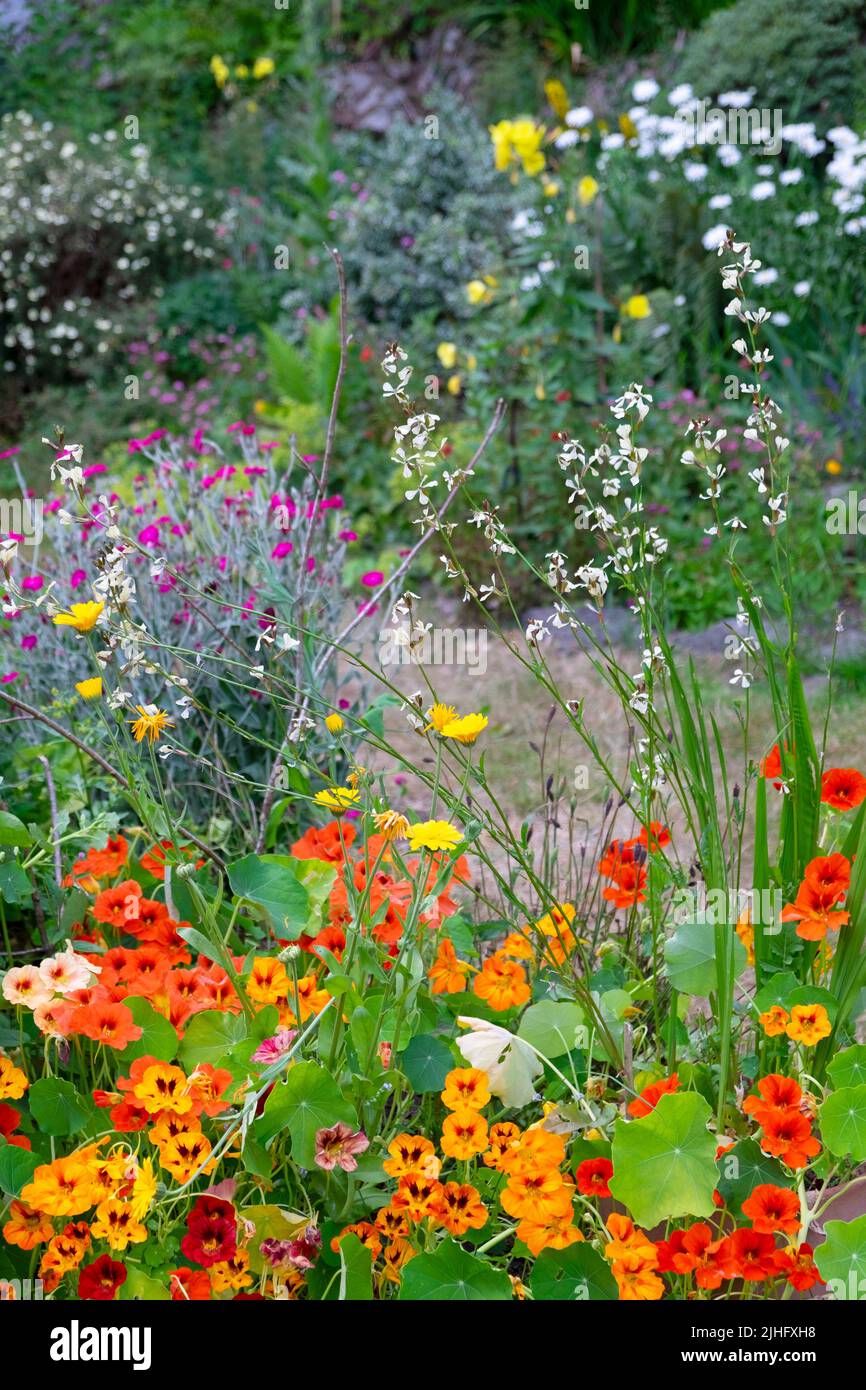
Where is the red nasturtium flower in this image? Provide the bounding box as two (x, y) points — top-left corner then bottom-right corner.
(821, 767), (866, 811)
(78, 1253), (127, 1300)
(170, 1266), (212, 1300)
(628, 1073), (680, 1118)
(575, 1157), (613, 1198)
(181, 1195), (237, 1268)
(741, 1183), (801, 1235)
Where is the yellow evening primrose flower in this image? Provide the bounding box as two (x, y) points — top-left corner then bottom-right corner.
(53, 600), (104, 633)
(577, 175), (599, 207)
(324, 713), (344, 733)
(442, 712), (488, 744)
(544, 79), (569, 121)
(128, 705), (175, 744)
(623, 294), (651, 320)
(253, 56), (275, 79)
(408, 820), (463, 853)
(466, 279), (488, 306)
(314, 786), (360, 813)
(210, 55), (229, 88)
(75, 677), (103, 700)
(436, 342), (458, 370)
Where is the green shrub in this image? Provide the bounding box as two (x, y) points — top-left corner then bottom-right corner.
(679, 0), (866, 129)
(333, 90), (521, 332)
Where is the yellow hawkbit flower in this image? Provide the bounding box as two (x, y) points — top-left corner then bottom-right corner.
(128, 706), (174, 744)
(253, 56), (275, 80)
(324, 713), (344, 733)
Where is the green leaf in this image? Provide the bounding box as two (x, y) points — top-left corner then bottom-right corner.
(28, 1077), (89, 1136)
(715, 1138), (795, 1213)
(754, 971), (800, 1014)
(518, 1000), (586, 1057)
(0, 812), (31, 847)
(815, 1214), (866, 1298)
(177, 1010), (247, 1068)
(338, 1233), (373, 1301)
(530, 1243), (618, 1301)
(609, 1092), (718, 1228)
(0, 860), (30, 904)
(829, 1046), (866, 1091)
(820, 1085), (866, 1161)
(398, 1237), (511, 1301)
(260, 322), (314, 403)
(0, 1139), (40, 1196)
(257, 1061), (355, 1164)
(398, 1034), (455, 1093)
(664, 920), (746, 997)
(119, 1266), (170, 1301)
(228, 854), (310, 937)
(119, 997), (178, 1063)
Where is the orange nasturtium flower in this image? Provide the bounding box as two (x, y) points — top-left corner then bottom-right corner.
(428, 937), (471, 994)
(786, 1003), (832, 1046)
(440, 1067), (491, 1112)
(759, 1005), (789, 1037)
(821, 767), (866, 811)
(3, 1199), (54, 1250)
(382, 1134), (438, 1180)
(473, 952), (531, 1011)
(0, 1054), (28, 1100)
(21, 1157), (97, 1217)
(132, 1062), (194, 1116)
(440, 1108), (489, 1160)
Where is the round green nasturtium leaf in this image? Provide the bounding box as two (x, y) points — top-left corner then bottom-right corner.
(257, 1060), (356, 1164)
(715, 1138), (795, 1214)
(820, 1085), (866, 1162)
(518, 1000), (586, 1058)
(177, 1009), (247, 1069)
(337, 1233), (373, 1301)
(609, 1091), (718, 1228)
(828, 1046), (866, 1091)
(120, 996), (179, 1063)
(119, 1266), (170, 1301)
(398, 1237), (511, 1301)
(398, 1033), (456, 1093)
(227, 853), (310, 936)
(664, 920), (746, 997)
(28, 1077), (89, 1136)
(0, 1140), (40, 1196)
(815, 1214), (866, 1298)
(530, 1242), (618, 1301)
